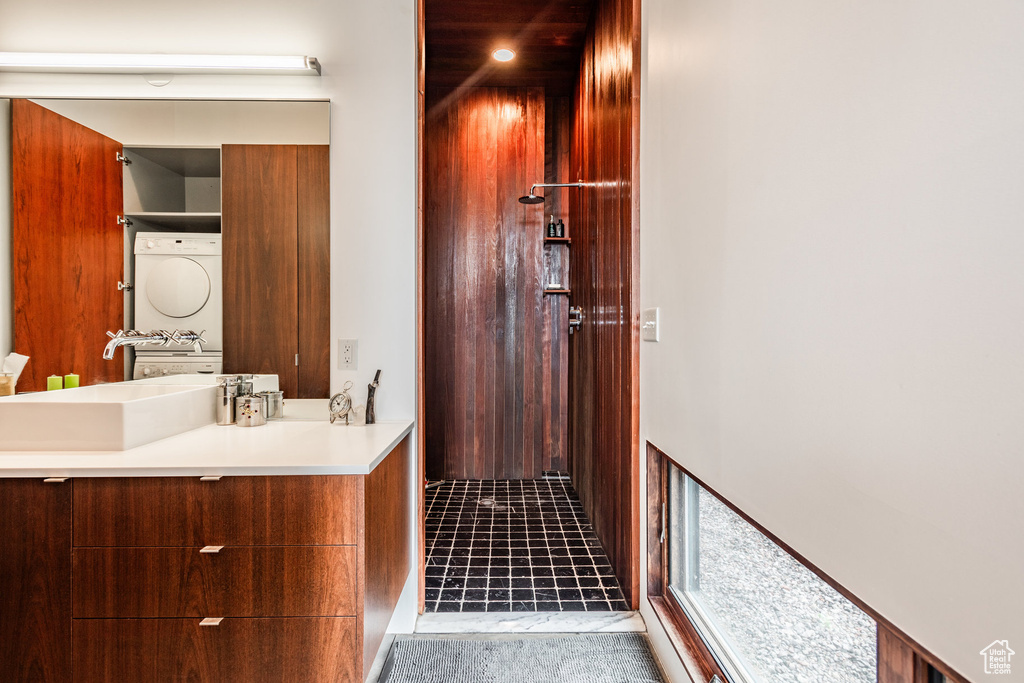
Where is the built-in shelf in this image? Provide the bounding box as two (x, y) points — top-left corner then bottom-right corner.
(123, 145), (221, 217)
(125, 146), (221, 177)
(544, 236), (571, 244)
(124, 212), (221, 230)
(543, 289), (571, 296)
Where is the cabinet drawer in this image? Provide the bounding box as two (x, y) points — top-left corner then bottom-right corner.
(73, 476), (359, 546)
(73, 546), (357, 618)
(72, 617), (358, 682)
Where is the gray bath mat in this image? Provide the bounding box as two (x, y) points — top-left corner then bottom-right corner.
(380, 633), (665, 683)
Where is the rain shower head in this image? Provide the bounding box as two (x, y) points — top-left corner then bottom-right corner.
(518, 181), (588, 205)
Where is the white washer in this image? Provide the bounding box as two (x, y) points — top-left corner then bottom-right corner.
(134, 232), (222, 357)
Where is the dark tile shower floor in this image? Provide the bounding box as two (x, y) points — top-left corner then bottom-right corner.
(424, 479), (630, 613)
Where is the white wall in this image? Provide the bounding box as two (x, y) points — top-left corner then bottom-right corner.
(30, 99), (331, 146)
(0, 0), (419, 632)
(640, 1), (1024, 681)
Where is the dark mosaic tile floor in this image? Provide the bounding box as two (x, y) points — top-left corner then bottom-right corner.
(424, 479), (630, 613)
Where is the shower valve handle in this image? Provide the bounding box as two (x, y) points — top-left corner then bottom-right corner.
(569, 306), (584, 334)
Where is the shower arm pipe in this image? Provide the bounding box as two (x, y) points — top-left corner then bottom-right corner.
(528, 181), (587, 195)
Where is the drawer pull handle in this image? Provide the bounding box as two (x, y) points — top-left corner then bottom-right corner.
(199, 476), (222, 482)
(200, 617), (224, 626)
(200, 546), (224, 554)
(43, 477), (69, 483)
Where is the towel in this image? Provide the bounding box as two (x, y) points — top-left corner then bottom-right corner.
(2, 352), (29, 387)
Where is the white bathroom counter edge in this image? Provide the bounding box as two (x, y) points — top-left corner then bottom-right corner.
(0, 420), (414, 478)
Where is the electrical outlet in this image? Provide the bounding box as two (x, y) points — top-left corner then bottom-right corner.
(338, 339), (358, 370)
(641, 308), (660, 342)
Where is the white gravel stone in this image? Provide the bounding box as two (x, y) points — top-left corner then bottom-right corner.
(682, 487), (877, 683)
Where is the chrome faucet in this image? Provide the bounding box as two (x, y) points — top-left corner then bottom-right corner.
(103, 329), (207, 360)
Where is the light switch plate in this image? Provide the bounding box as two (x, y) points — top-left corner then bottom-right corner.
(338, 339), (358, 370)
(641, 308), (660, 342)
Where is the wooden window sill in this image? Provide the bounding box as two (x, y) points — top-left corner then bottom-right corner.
(648, 596), (727, 683)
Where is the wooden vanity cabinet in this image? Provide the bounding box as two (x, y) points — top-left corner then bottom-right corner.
(0, 479), (72, 682)
(0, 436), (410, 683)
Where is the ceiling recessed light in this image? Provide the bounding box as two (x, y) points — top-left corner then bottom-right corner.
(492, 48), (516, 62)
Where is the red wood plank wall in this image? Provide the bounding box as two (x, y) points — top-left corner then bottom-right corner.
(568, 0), (642, 607)
(425, 87), (568, 480)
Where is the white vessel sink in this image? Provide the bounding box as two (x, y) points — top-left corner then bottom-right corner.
(0, 383), (218, 451)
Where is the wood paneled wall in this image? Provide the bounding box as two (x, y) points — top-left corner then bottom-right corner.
(568, 0), (641, 607)
(425, 87), (568, 480)
(11, 100), (125, 392)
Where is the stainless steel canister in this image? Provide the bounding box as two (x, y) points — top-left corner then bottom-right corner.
(216, 380), (241, 425)
(258, 390), (284, 419)
(234, 395), (267, 427)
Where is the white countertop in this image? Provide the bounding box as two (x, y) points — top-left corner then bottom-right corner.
(0, 413), (414, 478)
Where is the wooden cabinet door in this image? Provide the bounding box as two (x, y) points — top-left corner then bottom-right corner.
(222, 144), (330, 400)
(296, 145), (331, 398)
(0, 479), (71, 682)
(12, 100), (125, 392)
(222, 145), (300, 398)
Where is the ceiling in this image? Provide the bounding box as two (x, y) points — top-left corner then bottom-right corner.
(425, 0), (597, 96)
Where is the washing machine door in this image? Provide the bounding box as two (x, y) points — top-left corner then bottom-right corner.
(146, 257), (212, 318)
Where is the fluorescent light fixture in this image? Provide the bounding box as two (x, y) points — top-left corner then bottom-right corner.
(0, 52), (321, 75)
(492, 48), (516, 62)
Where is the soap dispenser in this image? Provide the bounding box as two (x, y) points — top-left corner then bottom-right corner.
(547, 215), (557, 238)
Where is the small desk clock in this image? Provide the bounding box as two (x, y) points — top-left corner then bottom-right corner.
(329, 381), (354, 425)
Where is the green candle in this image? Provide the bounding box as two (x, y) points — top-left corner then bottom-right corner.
(64, 374), (80, 389)
(47, 375), (63, 391)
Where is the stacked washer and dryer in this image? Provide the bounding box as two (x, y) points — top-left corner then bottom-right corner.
(132, 233), (223, 379)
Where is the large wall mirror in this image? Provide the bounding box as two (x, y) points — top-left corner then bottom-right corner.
(2, 98), (330, 398)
